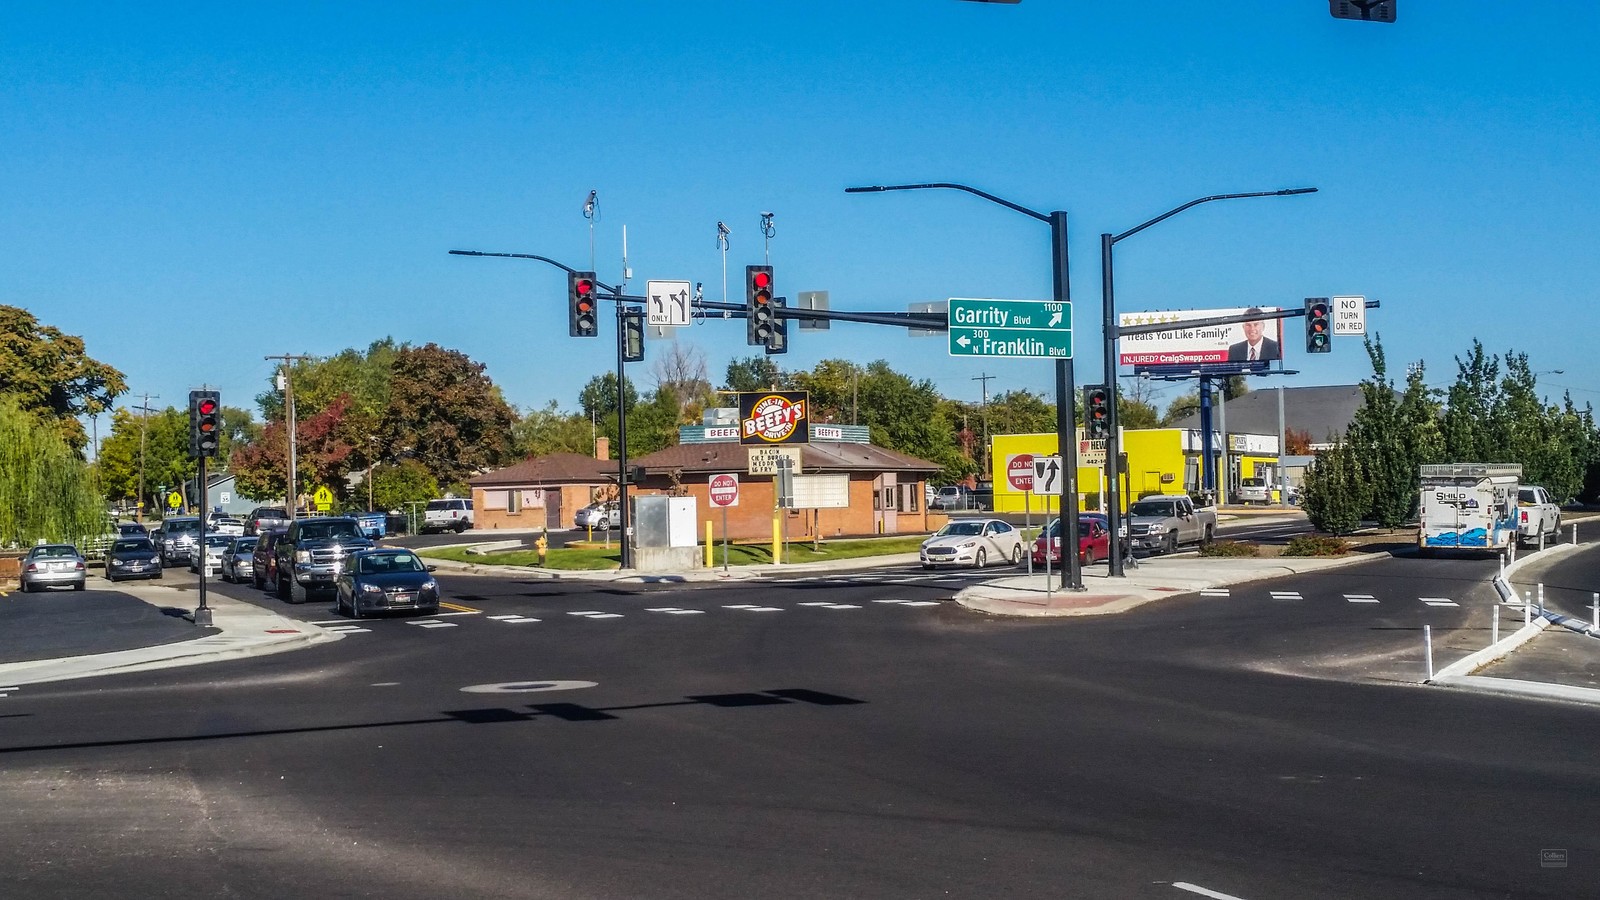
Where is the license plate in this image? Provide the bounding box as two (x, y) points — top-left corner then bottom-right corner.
(390, 592), (416, 604)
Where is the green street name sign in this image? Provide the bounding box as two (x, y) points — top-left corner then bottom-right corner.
(947, 298), (1072, 359)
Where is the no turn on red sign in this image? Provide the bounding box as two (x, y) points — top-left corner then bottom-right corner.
(1006, 454), (1035, 491)
(709, 473), (740, 508)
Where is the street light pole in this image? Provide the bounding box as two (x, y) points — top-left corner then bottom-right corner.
(1100, 188), (1317, 576)
(846, 182), (1083, 590)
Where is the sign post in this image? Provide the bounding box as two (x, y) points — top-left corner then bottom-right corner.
(708, 473), (740, 573)
(1007, 453), (1036, 565)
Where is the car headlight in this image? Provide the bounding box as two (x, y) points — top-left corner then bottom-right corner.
(360, 582), (384, 594)
(421, 580), (438, 593)
(958, 541), (977, 549)
(295, 550), (311, 564)
(1147, 523), (1167, 534)
(111, 559), (125, 568)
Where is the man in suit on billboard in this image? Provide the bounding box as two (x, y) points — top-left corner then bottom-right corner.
(1227, 309), (1280, 363)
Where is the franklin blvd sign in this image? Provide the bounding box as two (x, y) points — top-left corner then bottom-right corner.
(947, 298), (1072, 359)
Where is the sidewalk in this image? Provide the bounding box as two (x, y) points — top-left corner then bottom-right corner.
(0, 578), (340, 687)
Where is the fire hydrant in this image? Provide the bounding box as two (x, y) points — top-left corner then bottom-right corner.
(535, 530), (549, 565)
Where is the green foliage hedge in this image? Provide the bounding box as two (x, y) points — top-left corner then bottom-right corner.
(1282, 534), (1351, 557)
(1197, 540), (1260, 558)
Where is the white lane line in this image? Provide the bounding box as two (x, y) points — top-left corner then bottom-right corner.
(323, 625), (371, 634)
(821, 604), (861, 610)
(310, 618), (351, 625)
(1269, 591), (1302, 600)
(1199, 589), (1230, 597)
(897, 600), (940, 607)
(1173, 882), (1251, 900)
(797, 602), (838, 607)
(1421, 597), (1459, 607)
(740, 607), (784, 612)
(568, 611), (624, 619)
(430, 610), (480, 618)
(723, 604), (760, 609)
(873, 599), (912, 604)
(645, 607), (706, 615)
(1345, 594), (1380, 603)
(495, 616), (540, 623)
(410, 621), (458, 629)
(487, 614), (524, 620)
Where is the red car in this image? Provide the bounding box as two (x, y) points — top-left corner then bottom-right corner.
(1031, 517), (1111, 566)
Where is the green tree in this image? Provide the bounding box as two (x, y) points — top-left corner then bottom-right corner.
(382, 344), (515, 486)
(985, 389), (1055, 436)
(1300, 442), (1368, 535)
(513, 401), (596, 458)
(1440, 340), (1498, 463)
(370, 459), (440, 512)
(789, 359), (862, 424)
(1344, 336), (1415, 528)
(0, 398), (106, 546)
(0, 306), (127, 453)
(722, 356), (785, 393)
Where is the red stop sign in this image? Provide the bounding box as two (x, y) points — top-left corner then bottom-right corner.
(709, 473), (740, 508)
(1007, 454), (1035, 492)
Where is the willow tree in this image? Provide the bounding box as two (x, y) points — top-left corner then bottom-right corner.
(0, 399), (104, 546)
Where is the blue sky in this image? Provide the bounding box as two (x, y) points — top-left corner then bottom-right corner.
(6, 2), (1598, 440)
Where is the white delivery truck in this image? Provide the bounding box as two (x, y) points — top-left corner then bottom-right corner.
(1418, 463), (1521, 554)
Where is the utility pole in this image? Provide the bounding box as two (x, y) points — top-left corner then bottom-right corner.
(265, 354), (312, 520)
(134, 392), (160, 523)
(972, 372), (994, 476)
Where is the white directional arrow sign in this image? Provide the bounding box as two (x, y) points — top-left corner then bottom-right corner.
(1031, 455), (1064, 496)
(647, 280), (692, 327)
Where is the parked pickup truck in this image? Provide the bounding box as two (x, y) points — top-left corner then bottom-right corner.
(1516, 485), (1562, 547)
(274, 516), (374, 603)
(1126, 494), (1216, 554)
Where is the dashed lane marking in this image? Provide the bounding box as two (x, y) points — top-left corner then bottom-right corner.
(873, 599), (941, 607)
(1199, 589), (1230, 597)
(1421, 597), (1459, 607)
(1269, 591), (1302, 600)
(323, 625), (371, 634)
(1172, 882), (1251, 900)
(723, 604), (783, 612)
(645, 607), (706, 615)
(408, 620), (458, 629)
(568, 611), (624, 619)
(1344, 594), (1380, 603)
(487, 615), (540, 623)
(797, 602), (837, 606)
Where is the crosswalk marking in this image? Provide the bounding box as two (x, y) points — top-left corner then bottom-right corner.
(1199, 589), (1230, 597)
(568, 611), (624, 619)
(1344, 594), (1380, 603)
(1269, 591), (1302, 600)
(490, 615), (540, 623)
(874, 599), (940, 607)
(646, 607), (706, 615)
(409, 620), (458, 629)
(1420, 597), (1459, 607)
(323, 624), (371, 634)
(797, 602), (838, 607)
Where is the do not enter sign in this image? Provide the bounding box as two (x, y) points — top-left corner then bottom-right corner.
(709, 473), (740, 508)
(1006, 454), (1035, 492)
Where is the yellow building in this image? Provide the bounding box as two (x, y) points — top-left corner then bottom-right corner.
(988, 429), (1280, 513)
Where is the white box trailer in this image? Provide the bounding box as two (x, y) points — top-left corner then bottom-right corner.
(1418, 463), (1521, 553)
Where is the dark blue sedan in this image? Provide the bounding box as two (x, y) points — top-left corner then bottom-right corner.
(335, 549), (440, 619)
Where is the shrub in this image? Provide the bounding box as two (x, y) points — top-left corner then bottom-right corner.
(1282, 534), (1351, 557)
(1198, 540), (1260, 558)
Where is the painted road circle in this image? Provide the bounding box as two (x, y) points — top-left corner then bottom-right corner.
(460, 680), (598, 694)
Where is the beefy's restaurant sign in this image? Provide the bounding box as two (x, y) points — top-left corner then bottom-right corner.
(738, 391), (810, 446)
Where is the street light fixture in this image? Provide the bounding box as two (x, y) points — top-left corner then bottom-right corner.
(846, 181), (1084, 591)
(1100, 188), (1317, 576)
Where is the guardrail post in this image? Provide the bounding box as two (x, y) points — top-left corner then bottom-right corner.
(1424, 624), (1434, 681)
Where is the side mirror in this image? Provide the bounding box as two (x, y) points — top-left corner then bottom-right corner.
(426, 564), (438, 572)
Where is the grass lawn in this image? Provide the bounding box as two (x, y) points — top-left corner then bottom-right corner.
(417, 535), (928, 571)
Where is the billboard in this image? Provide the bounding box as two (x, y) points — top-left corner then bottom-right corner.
(1119, 307), (1283, 369)
(738, 391), (810, 446)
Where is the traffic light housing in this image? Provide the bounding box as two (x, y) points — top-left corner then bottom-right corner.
(569, 271), (599, 337)
(189, 390), (221, 459)
(622, 310), (645, 362)
(764, 297), (788, 355)
(1084, 384), (1111, 440)
(746, 265), (774, 346)
(1329, 0), (1395, 23)
(1305, 298), (1332, 353)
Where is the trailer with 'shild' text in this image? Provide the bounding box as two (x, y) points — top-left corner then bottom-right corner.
(1418, 463), (1521, 555)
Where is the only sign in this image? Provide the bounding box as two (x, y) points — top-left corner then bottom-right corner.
(1006, 454), (1035, 492)
(709, 473), (740, 508)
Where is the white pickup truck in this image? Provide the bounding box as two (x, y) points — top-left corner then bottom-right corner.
(1516, 485), (1562, 546)
(1126, 494), (1217, 554)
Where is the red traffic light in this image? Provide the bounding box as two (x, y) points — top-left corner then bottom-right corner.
(197, 398), (217, 415)
(574, 278), (593, 296)
(752, 271), (771, 289)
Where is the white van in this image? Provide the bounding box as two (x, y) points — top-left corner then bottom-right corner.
(423, 498), (474, 533)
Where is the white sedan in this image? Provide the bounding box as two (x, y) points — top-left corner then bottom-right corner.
(188, 535), (231, 575)
(920, 518), (1025, 569)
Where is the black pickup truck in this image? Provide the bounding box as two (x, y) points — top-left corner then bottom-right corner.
(273, 516), (374, 603)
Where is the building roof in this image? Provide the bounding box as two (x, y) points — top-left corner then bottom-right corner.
(468, 453), (614, 487)
(630, 441), (943, 475)
(1168, 384), (1369, 442)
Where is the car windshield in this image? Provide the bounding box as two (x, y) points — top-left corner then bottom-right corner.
(358, 553), (425, 575)
(166, 520), (200, 533)
(204, 535), (230, 548)
(231, 539), (258, 552)
(1517, 488), (1535, 502)
(936, 522), (986, 537)
(299, 521), (362, 540)
(426, 500), (454, 511)
(113, 539), (154, 553)
(31, 545), (79, 559)
(1129, 501), (1176, 517)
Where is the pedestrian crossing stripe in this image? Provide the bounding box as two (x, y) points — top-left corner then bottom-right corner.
(1345, 594), (1380, 603)
(409, 620), (458, 629)
(569, 611), (623, 619)
(325, 626), (372, 633)
(1270, 592), (1302, 600)
(1199, 589), (1230, 597)
(1420, 597), (1458, 607)
(874, 599), (941, 606)
(645, 607), (706, 615)
(797, 602), (837, 606)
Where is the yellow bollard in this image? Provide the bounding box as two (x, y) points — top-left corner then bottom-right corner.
(772, 510), (782, 565)
(705, 521), (713, 569)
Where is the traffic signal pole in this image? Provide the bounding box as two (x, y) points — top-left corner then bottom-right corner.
(613, 292), (631, 571)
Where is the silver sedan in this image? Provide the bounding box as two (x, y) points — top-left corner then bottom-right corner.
(20, 544), (87, 592)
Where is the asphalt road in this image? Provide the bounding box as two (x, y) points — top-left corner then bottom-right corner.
(3, 548), (1597, 899)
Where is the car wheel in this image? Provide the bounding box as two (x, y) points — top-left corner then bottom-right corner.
(1201, 526), (1214, 548)
(289, 579), (310, 605)
(597, 518), (609, 530)
(276, 575), (290, 601)
(73, 581), (85, 591)
(107, 574), (119, 584)
(1166, 533), (1179, 555)
(974, 548), (987, 568)
(1010, 543), (1023, 565)
(921, 563), (933, 570)
(1082, 546), (1096, 566)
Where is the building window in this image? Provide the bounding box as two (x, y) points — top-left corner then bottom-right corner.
(507, 490), (522, 514)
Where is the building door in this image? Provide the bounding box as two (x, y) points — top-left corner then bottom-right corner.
(545, 490), (563, 529)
